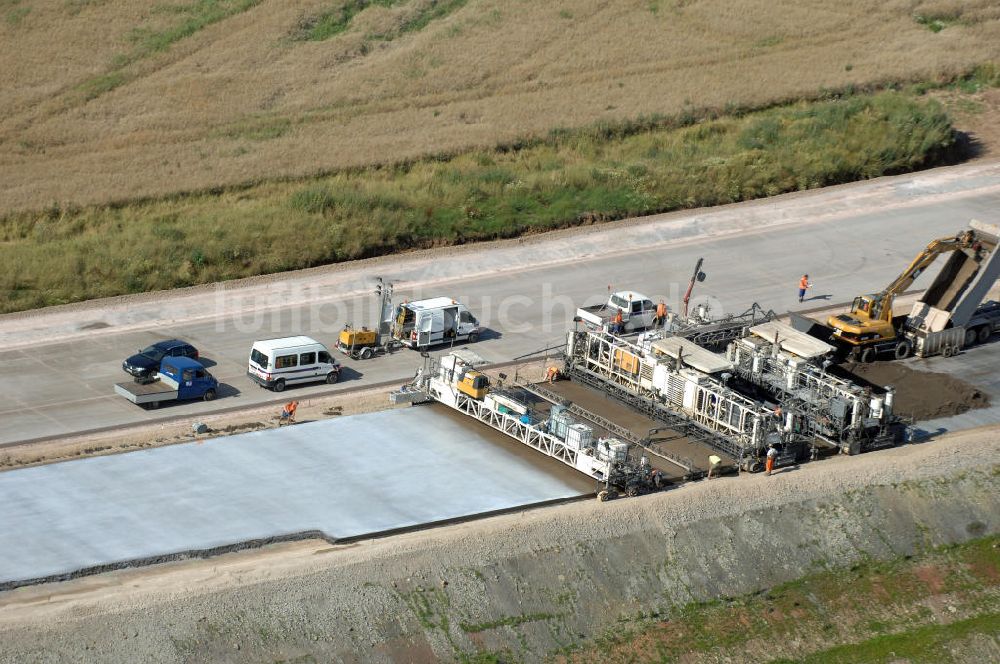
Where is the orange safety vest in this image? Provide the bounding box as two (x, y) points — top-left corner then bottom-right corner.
(614, 311), (623, 323)
(799, 277), (809, 290)
(656, 302), (667, 317)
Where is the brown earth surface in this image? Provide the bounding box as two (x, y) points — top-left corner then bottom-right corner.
(941, 85), (1000, 161)
(838, 360), (990, 420)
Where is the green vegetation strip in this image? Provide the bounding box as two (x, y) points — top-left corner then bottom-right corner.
(0, 90), (967, 313)
(295, 0), (469, 41)
(561, 535), (1000, 663)
(777, 613), (1000, 664)
(296, 0), (403, 41)
(461, 612), (559, 633)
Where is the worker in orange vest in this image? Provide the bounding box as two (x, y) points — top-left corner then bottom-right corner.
(798, 274), (812, 303)
(280, 400), (299, 425)
(654, 300), (668, 327)
(612, 309), (624, 334)
(545, 366), (560, 383)
(765, 444), (778, 475)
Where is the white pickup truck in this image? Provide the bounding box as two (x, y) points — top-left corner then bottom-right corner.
(575, 290), (656, 333)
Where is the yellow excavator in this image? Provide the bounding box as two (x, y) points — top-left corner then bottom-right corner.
(827, 229), (979, 362)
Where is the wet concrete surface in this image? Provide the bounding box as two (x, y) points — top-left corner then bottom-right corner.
(0, 406), (592, 589)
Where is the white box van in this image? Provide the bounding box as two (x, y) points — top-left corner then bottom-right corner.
(392, 297), (481, 349)
(247, 336), (340, 392)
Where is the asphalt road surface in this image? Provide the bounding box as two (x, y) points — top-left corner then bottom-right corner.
(2, 163), (1000, 444)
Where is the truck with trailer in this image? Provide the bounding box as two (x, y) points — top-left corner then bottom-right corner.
(823, 220), (1000, 361)
(575, 290), (656, 333)
(392, 297), (481, 350)
(114, 356), (218, 409)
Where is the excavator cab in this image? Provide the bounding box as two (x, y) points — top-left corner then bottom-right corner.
(829, 294), (897, 346)
(851, 294), (882, 321)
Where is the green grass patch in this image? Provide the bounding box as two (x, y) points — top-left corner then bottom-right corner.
(397, 0), (469, 35)
(753, 35), (784, 49)
(460, 612), (558, 633)
(954, 63), (1000, 94)
(5, 3), (29, 26)
(295, 0), (402, 41)
(295, 0), (469, 42)
(777, 612), (1000, 663)
(0, 89), (965, 313)
(914, 11), (962, 33)
(76, 71), (128, 100)
(75, 0), (260, 102)
(400, 586), (451, 632)
(64, 0), (107, 15)
(219, 117), (293, 141)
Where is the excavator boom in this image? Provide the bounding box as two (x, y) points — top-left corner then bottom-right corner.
(880, 230), (975, 298)
(827, 229), (979, 348)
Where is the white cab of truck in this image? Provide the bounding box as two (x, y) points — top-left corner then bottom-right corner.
(576, 291), (656, 332)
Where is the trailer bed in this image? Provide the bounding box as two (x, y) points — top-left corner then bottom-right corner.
(114, 380), (178, 405)
(576, 304), (615, 325)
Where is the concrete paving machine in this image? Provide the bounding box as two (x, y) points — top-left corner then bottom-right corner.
(566, 325), (901, 473)
(389, 350), (667, 498)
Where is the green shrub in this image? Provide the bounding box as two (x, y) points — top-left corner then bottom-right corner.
(289, 186), (337, 214)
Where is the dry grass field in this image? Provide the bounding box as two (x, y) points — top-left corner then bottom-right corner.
(2, 0), (1000, 214)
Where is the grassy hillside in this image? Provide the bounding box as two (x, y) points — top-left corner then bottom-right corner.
(560, 535), (1000, 664)
(0, 89), (962, 312)
(1, 0), (999, 214)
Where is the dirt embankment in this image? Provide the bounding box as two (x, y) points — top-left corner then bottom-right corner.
(837, 361), (990, 420)
(563, 534), (1000, 663)
(0, 428), (996, 663)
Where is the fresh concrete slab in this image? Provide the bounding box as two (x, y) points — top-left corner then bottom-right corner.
(0, 406), (592, 589)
